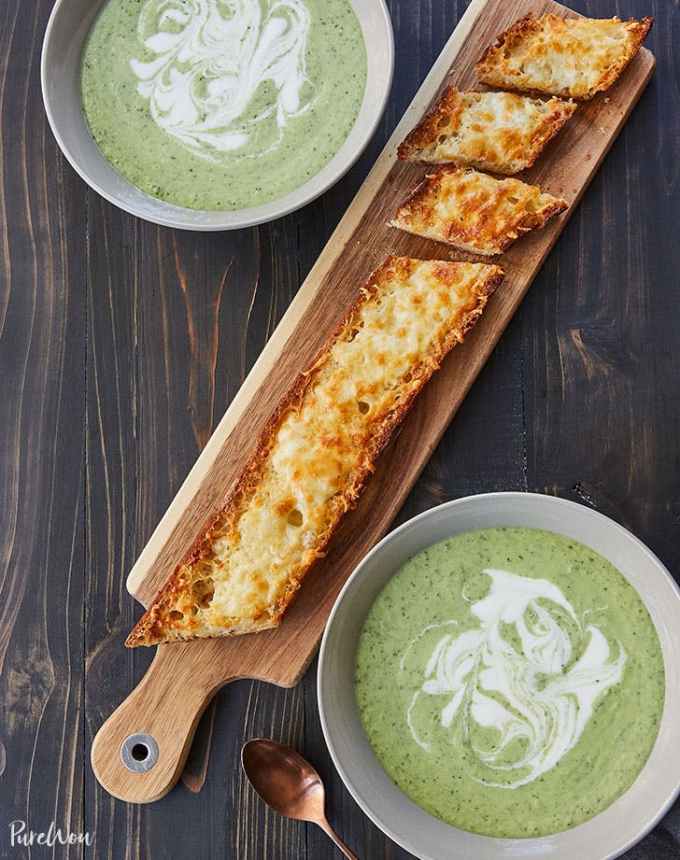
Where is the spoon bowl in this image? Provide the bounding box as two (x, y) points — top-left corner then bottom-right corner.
(241, 739), (326, 822)
(241, 738), (357, 859)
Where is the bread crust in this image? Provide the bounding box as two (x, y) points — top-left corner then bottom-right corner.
(390, 167), (567, 256)
(398, 86), (576, 174)
(126, 257), (504, 647)
(476, 14), (653, 101)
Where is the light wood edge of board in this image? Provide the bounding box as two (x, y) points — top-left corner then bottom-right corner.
(125, 0), (492, 601)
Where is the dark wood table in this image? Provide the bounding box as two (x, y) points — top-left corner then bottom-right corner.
(2, 0), (679, 857)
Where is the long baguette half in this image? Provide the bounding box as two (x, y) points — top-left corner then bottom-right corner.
(126, 257), (504, 647)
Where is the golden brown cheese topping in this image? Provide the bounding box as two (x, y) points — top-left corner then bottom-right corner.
(476, 14), (653, 100)
(390, 167), (567, 256)
(126, 256), (504, 646)
(398, 87), (576, 174)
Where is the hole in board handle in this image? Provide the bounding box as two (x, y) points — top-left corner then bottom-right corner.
(120, 733), (159, 773)
(132, 743), (149, 761)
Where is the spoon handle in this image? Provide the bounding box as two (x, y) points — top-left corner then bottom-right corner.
(317, 818), (358, 860)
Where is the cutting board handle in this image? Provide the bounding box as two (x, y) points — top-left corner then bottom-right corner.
(91, 644), (232, 803)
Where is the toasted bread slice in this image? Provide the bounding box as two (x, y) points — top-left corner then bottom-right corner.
(126, 257), (504, 647)
(476, 14), (653, 100)
(398, 86), (576, 174)
(390, 167), (567, 256)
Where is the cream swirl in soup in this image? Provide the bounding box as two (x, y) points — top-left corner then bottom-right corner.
(404, 568), (626, 788)
(130, 0), (314, 159)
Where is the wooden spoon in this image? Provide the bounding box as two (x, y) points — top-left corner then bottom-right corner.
(241, 738), (358, 859)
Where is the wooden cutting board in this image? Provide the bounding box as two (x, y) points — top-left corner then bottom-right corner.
(90, 0), (655, 803)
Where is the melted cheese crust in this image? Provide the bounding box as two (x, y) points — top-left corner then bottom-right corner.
(390, 168), (567, 256)
(398, 87), (576, 174)
(127, 257), (504, 646)
(476, 14), (652, 100)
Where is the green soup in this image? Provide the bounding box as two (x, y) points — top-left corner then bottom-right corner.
(81, 0), (367, 210)
(355, 527), (664, 838)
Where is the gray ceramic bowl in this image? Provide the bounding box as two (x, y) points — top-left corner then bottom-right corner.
(41, 0), (393, 231)
(318, 493), (680, 860)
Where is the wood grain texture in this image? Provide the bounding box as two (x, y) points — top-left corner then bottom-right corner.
(1, 0), (679, 856)
(0, 0), (87, 856)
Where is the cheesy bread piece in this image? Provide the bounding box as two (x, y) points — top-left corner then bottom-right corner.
(476, 14), (653, 100)
(390, 168), (567, 256)
(398, 87), (576, 174)
(126, 257), (504, 647)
